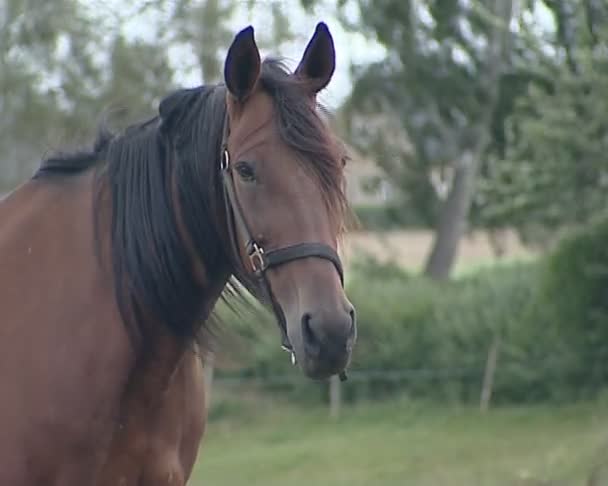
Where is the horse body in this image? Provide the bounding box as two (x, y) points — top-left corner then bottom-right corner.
(0, 22), (355, 485)
(96, 345), (206, 486)
(0, 173), (133, 484)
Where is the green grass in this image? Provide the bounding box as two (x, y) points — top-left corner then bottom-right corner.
(189, 392), (608, 486)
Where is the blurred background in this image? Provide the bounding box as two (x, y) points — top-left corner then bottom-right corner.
(3, 0), (608, 484)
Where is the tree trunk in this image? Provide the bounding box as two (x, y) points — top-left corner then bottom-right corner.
(329, 374), (342, 419)
(423, 0), (514, 280)
(424, 152), (479, 279)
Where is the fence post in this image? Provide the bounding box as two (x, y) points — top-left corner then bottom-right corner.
(480, 334), (500, 413)
(204, 351), (215, 412)
(329, 374), (342, 419)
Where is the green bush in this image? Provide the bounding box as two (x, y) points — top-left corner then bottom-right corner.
(346, 259), (573, 404)
(534, 217), (608, 396)
(541, 217), (608, 338)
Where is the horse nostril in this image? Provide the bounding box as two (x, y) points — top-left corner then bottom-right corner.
(301, 313), (320, 356)
(347, 306), (356, 337)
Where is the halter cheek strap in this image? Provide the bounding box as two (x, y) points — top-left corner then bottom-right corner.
(219, 114), (348, 381)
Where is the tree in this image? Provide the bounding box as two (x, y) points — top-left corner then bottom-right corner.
(0, 0), (176, 191)
(168, 0), (236, 84)
(480, 1), (608, 245)
(166, 0), (295, 85)
(97, 35), (176, 128)
(422, 0), (515, 279)
(0, 0), (101, 188)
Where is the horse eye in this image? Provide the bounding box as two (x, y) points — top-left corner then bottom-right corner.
(235, 161), (256, 182)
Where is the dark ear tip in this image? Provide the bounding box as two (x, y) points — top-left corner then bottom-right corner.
(237, 25), (255, 40)
(315, 21), (329, 34)
(314, 22), (334, 49)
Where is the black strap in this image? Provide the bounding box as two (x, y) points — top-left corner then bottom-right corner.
(265, 243), (343, 285)
(221, 156), (254, 257)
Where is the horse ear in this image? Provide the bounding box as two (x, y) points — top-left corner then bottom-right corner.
(224, 26), (261, 102)
(295, 22), (336, 94)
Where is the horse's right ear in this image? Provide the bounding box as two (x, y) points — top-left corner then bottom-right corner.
(295, 22), (336, 94)
(224, 26), (261, 103)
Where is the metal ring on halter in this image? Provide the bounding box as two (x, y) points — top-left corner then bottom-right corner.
(248, 242), (266, 274)
(220, 149), (230, 171)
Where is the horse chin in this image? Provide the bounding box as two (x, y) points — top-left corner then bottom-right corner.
(284, 326), (350, 381)
(300, 352), (350, 381)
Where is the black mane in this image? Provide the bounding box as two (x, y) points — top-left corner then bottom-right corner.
(33, 58), (347, 347)
(35, 127), (114, 177)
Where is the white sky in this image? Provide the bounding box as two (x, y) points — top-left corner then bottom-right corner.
(81, 0), (386, 110)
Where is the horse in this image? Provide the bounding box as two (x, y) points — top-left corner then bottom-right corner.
(0, 22), (356, 485)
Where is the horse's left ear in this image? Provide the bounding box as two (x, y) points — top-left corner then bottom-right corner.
(224, 26), (261, 102)
(295, 22), (336, 94)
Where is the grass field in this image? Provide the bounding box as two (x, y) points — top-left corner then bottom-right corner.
(189, 393), (608, 486)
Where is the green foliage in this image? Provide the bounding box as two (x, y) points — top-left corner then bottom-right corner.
(170, 0), (296, 85)
(0, 0), (177, 190)
(542, 217), (608, 331)
(1, 0), (300, 192)
(98, 36), (175, 129)
(346, 261), (555, 404)
(322, 0), (520, 233)
(480, 4), (608, 239)
(170, 0), (236, 84)
(302, 0), (608, 253)
(0, 0), (102, 187)
(346, 265), (439, 371)
(532, 216), (608, 393)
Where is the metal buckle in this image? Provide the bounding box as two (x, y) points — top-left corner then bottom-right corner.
(249, 242), (266, 273)
(281, 344), (297, 365)
(220, 148), (230, 171)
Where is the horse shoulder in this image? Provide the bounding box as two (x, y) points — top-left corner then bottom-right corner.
(98, 344), (207, 486)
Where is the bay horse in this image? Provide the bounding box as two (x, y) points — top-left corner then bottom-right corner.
(0, 23), (356, 485)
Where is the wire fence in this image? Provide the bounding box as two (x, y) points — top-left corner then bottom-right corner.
(212, 366), (483, 386)
(202, 343), (608, 418)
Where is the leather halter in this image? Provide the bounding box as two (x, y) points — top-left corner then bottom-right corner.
(219, 113), (348, 381)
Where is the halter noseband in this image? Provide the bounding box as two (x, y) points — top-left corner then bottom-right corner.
(219, 114), (348, 381)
